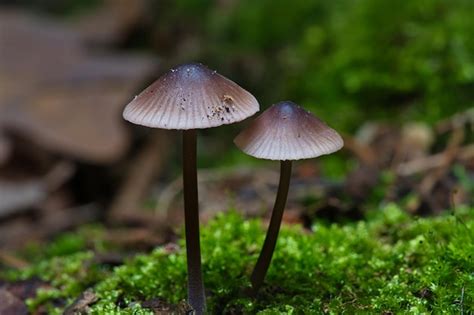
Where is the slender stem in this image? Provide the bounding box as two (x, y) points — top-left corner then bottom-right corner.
(182, 129), (206, 314)
(250, 160), (292, 295)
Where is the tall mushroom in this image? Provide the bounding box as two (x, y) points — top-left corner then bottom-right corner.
(123, 62), (259, 314)
(234, 101), (343, 294)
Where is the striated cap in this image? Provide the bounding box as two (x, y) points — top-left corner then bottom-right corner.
(123, 63), (259, 130)
(234, 101), (343, 161)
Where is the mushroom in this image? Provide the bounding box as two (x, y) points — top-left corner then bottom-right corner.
(234, 101), (343, 294)
(123, 62), (259, 314)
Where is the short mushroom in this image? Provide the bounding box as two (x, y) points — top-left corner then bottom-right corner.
(234, 101), (343, 294)
(123, 62), (259, 314)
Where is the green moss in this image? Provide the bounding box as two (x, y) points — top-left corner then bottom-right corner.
(2, 204), (473, 314)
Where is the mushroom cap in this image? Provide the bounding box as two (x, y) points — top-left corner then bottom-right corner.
(123, 63), (259, 130)
(234, 101), (343, 161)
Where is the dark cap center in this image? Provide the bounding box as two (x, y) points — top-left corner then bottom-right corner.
(273, 101), (300, 119)
(171, 63), (214, 82)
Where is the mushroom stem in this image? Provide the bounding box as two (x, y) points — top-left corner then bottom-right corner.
(182, 129), (206, 314)
(250, 160), (292, 295)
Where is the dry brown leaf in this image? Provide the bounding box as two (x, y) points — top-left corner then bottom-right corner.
(0, 10), (157, 163)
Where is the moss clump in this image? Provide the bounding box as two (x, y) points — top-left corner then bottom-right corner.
(3, 204), (473, 314)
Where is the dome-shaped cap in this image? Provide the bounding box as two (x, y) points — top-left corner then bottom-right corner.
(123, 63), (259, 130)
(234, 101), (343, 161)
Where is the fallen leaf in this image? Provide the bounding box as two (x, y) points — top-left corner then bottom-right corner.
(0, 10), (157, 163)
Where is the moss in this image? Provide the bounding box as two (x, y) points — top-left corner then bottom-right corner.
(2, 204), (473, 314)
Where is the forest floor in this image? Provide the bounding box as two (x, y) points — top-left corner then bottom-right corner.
(1, 204), (473, 314)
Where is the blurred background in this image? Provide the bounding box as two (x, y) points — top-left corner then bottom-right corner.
(0, 0), (472, 252)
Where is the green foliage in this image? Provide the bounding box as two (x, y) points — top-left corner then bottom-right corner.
(3, 205), (473, 314)
(151, 0), (474, 173)
(158, 0), (474, 131)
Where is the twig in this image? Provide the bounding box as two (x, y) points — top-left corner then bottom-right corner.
(155, 167), (279, 216)
(436, 108), (474, 134)
(0, 250), (29, 269)
(0, 161), (75, 219)
(341, 134), (376, 166)
(396, 144), (473, 176)
(108, 131), (171, 224)
(43, 161), (76, 191)
(418, 129), (464, 196)
(0, 181), (45, 218)
(63, 289), (98, 315)
(103, 227), (165, 248)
